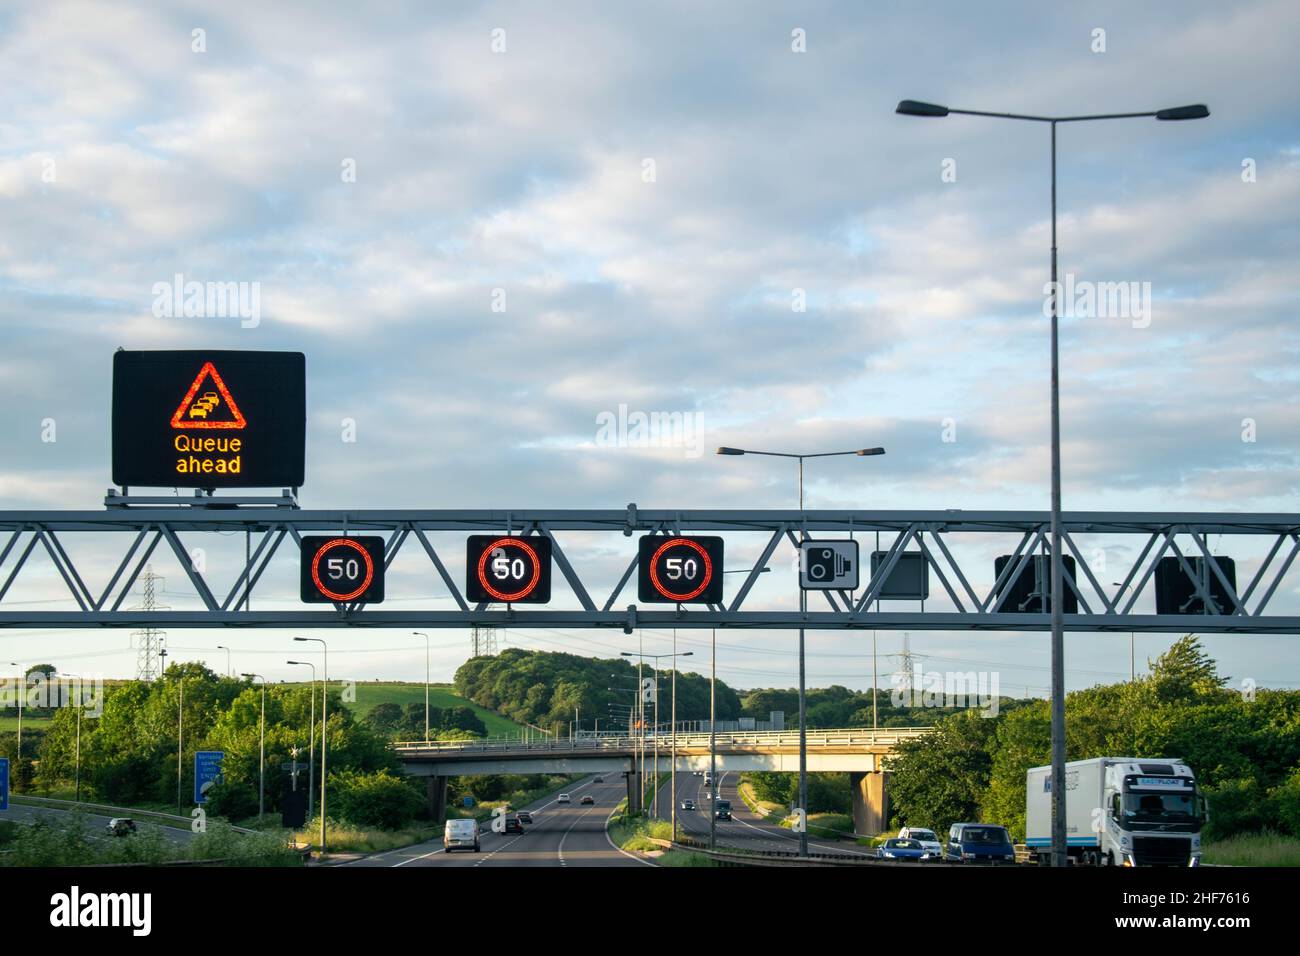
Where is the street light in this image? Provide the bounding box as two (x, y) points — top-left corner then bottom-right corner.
(413, 632), (430, 742)
(241, 673), (267, 822)
(716, 444), (886, 856)
(896, 96), (1208, 867)
(295, 637), (329, 854)
(287, 660), (317, 817)
(8, 662), (22, 773)
(216, 645), (232, 678)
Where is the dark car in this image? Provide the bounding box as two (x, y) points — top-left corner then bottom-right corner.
(593, 776), (604, 783)
(715, 800), (732, 821)
(681, 799), (696, 811)
(106, 818), (137, 837)
(878, 838), (938, 862)
(504, 816), (525, 834)
(946, 823), (1017, 864)
(516, 811), (533, 824)
(580, 795), (595, 805)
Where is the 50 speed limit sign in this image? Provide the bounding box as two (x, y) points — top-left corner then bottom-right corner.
(637, 535), (724, 604)
(466, 535), (553, 604)
(300, 536), (386, 604)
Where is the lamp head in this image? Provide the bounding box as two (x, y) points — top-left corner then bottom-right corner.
(1156, 104), (1209, 121)
(896, 99), (949, 117)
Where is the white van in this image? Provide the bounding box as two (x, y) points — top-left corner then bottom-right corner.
(444, 818), (480, 853)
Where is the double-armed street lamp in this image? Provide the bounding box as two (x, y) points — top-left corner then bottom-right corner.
(895, 96), (1208, 866)
(287, 659), (318, 816)
(294, 637), (329, 854)
(716, 445), (885, 856)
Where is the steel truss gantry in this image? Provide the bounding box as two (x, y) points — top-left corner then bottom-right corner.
(1, 505), (1297, 632)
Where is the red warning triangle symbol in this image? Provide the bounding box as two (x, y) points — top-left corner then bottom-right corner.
(170, 361), (247, 430)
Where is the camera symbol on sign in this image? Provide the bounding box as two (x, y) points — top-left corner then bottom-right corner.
(800, 541), (859, 590)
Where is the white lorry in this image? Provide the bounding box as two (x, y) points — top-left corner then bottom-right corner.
(1026, 757), (1206, 866)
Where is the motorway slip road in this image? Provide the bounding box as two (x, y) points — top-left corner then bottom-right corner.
(653, 769), (875, 859)
(349, 774), (649, 868)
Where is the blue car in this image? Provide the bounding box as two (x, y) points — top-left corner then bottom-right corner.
(946, 823), (1017, 864)
(878, 838), (939, 862)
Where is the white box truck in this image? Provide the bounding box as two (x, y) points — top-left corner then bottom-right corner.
(1026, 757), (1206, 866)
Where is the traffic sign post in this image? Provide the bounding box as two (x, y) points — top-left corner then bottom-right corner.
(637, 535), (724, 604)
(300, 536), (386, 604)
(466, 536), (553, 604)
(111, 350), (306, 489)
(800, 540), (859, 590)
(0, 757), (8, 811)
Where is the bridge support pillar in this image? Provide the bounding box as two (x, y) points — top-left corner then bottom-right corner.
(426, 775), (448, 823)
(850, 771), (890, 836)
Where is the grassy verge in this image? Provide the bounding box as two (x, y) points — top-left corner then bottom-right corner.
(737, 780), (786, 821)
(0, 813), (301, 866)
(1203, 831), (1300, 867)
(609, 812), (674, 851)
(285, 820), (441, 854)
(778, 812), (856, 837)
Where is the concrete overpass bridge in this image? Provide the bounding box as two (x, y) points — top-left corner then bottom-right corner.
(395, 727), (933, 834)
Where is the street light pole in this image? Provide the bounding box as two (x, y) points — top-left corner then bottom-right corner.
(8, 663), (21, 772)
(295, 637), (329, 854)
(717, 444), (885, 856)
(288, 660), (317, 817)
(896, 97), (1209, 867)
(177, 675), (184, 815)
(216, 645), (231, 678)
(413, 632), (430, 742)
(710, 628), (717, 851)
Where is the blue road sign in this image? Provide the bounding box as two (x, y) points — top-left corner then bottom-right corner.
(0, 757), (9, 811)
(194, 751), (225, 804)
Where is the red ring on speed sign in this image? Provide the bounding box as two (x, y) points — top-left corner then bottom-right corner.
(649, 537), (713, 602)
(476, 537), (542, 602)
(310, 538), (375, 602)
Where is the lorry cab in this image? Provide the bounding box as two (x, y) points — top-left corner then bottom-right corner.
(1026, 758), (1205, 866)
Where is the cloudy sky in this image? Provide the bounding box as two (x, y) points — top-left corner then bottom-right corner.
(2, 1), (1298, 701)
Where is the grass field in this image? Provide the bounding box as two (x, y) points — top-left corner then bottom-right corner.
(342, 682), (525, 738)
(1203, 832), (1300, 867)
(0, 715), (51, 732)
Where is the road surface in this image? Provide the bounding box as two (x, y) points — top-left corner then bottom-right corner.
(350, 774), (648, 868)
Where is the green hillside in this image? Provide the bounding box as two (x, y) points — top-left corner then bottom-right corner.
(343, 682), (525, 738)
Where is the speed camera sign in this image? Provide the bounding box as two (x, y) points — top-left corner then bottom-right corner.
(799, 540), (859, 590)
(300, 536), (385, 603)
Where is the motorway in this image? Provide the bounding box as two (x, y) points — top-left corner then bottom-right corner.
(350, 774), (648, 868)
(651, 768), (876, 859)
